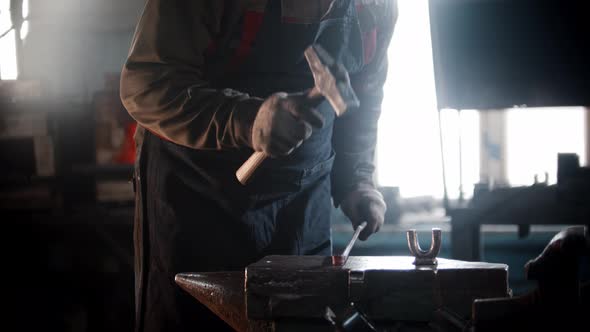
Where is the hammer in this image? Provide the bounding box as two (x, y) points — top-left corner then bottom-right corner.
(236, 44), (360, 185)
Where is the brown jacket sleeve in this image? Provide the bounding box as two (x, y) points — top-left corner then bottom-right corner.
(331, 0), (398, 204)
(120, 0), (263, 150)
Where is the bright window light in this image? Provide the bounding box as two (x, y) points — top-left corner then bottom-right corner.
(0, 0), (10, 33)
(438, 109), (480, 200)
(506, 107), (586, 186)
(377, 0), (451, 198)
(0, 29), (18, 79)
(21, 0), (29, 39)
(377, 0), (585, 200)
(0, 0), (29, 80)
(22, 0), (29, 18)
(20, 19), (28, 39)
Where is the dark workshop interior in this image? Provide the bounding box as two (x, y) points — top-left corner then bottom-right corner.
(1, 0), (589, 331)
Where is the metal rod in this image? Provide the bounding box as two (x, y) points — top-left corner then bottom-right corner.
(341, 221), (367, 258)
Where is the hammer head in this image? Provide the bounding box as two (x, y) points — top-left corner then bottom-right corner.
(304, 44), (360, 116)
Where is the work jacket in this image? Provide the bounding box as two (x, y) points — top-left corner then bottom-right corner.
(121, 0), (397, 331)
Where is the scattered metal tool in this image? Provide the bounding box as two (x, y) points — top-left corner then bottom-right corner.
(236, 44), (360, 185)
(407, 228), (442, 265)
(333, 221), (367, 266)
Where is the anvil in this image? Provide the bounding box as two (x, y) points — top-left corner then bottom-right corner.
(176, 255), (509, 332)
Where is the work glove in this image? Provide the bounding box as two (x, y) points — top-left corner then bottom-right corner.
(341, 185), (387, 241)
(251, 92), (324, 157)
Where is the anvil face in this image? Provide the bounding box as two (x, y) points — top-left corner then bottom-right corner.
(245, 255), (510, 322)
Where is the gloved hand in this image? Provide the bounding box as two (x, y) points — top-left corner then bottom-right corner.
(341, 185), (387, 241)
(251, 92), (324, 157)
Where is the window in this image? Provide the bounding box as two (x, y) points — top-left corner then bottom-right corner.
(377, 0), (586, 200)
(506, 107), (586, 186)
(0, 0), (29, 80)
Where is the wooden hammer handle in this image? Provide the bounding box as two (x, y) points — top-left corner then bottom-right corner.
(236, 151), (267, 185)
(236, 87), (323, 185)
(307, 86), (323, 101)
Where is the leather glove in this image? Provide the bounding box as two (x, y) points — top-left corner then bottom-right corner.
(341, 185), (387, 241)
(251, 91), (324, 157)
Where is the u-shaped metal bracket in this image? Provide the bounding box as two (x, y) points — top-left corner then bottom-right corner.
(407, 228), (442, 266)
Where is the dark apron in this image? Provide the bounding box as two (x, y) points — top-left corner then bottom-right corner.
(134, 1), (365, 330)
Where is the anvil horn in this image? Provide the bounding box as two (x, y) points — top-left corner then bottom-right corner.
(175, 272), (272, 332)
